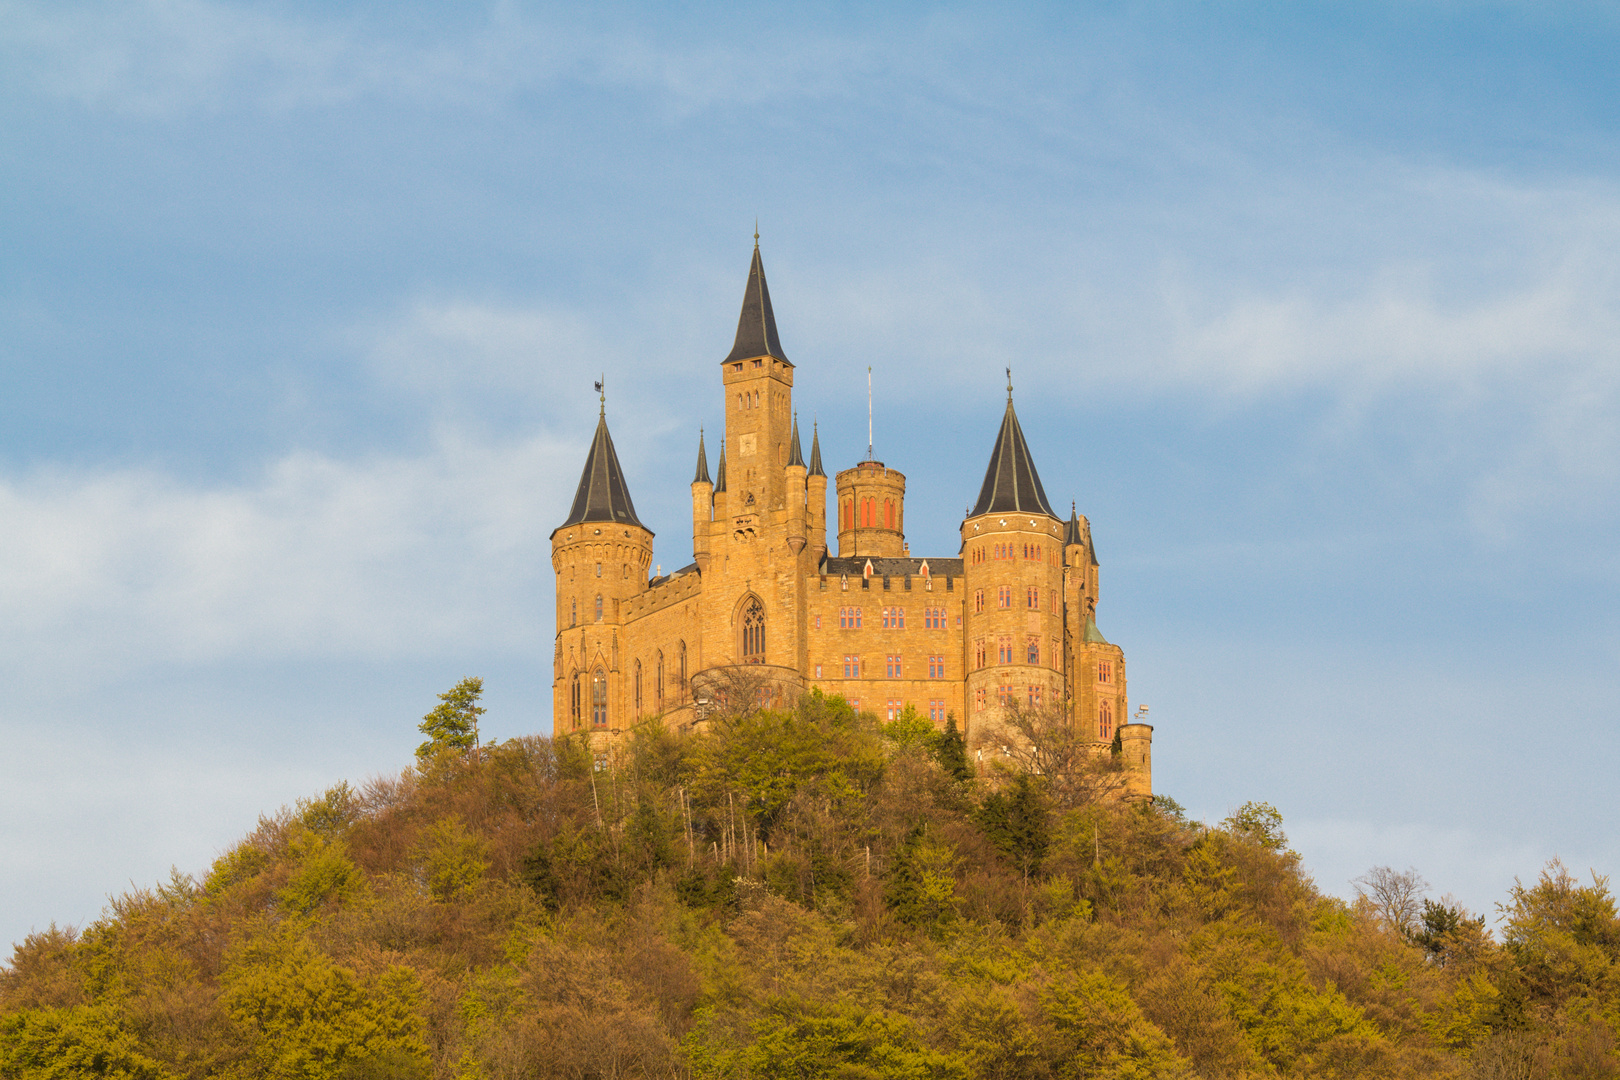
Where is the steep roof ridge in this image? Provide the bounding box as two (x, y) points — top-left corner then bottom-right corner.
(693, 429), (711, 484)
(970, 391), (1056, 518)
(722, 240), (790, 365)
(714, 438), (727, 493)
(808, 422), (825, 477)
(560, 410), (646, 531)
(787, 415), (805, 467)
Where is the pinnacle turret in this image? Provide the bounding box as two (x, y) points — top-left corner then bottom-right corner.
(808, 422), (825, 477)
(714, 438), (727, 492)
(694, 430), (711, 484)
(787, 415), (805, 468)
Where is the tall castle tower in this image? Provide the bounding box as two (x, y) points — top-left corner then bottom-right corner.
(550, 241), (1153, 795)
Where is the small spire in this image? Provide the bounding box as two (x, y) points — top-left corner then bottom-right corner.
(557, 398), (646, 533)
(808, 420), (825, 477)
(787, 413), (805, 468)
(714, 438), (727, 493)
(754, 218), (759, 246)
(1064, 502), (1084, 547)
(1006, 366), (1013, 399)
(693, 428), (711, 484)
(595, 374), (606, 415)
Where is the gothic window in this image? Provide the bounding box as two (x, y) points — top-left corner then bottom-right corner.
(678, 641), (687, 691)
(1027, 638), (1040, 665)
(591, 669), (607, 727)
(1099, 699), (1114, 741)
(741, 598), (765, 663)
(885, 500), (895, 529)
(974, 640), (985, 669)
(570, 671), (581, 727)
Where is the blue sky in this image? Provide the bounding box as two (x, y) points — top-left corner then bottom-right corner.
(3, 1), (1619, 948)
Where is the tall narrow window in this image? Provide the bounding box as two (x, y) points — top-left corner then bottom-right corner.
(1098, 661), (1113, 684)
(570, 597), (577, 626)
(1027, 586), (1039, 609)
(741, 598), (766, 663)
(885, 500), (895, 529)
(595, 594), (603, 621)
(634, 660), (642, 715)
(656, 651), (664, 705)
(1027, 639), (1040, 665)
(998, 637), (1013, 664)
(591, 669), (607, 727)
(974, 590), (984, 613)
(570, 672), (581, 726)
(1099, 699), (1114, 741)
(998, 586), (1011, 608)
(678, 641), (687, 691)
(974, 640), (986, 669)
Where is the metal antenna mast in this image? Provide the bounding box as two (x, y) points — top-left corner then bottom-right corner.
(867, 366), (873, 460)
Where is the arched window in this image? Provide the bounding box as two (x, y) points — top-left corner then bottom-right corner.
(741, 598), (765, 663)
(591, 669), (607, 727)
(570, 671), (582, 728)
(677, 641), (687, 692)
(1099, 699), (1113, 742)
(656, 651), (664, 705)
(570, 597), (577, 626)
(885, 500), (894, 529)
(594, 594), (603, 622)
(634, 660), (642, 715)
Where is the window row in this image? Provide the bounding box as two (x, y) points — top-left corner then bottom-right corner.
(841, 496), (899, 531)
(972, 684), (1048, 711)
(832, 605), (951, 629)
(969, 542), (1057, 565)
(972, 588), (1060, 613)
(973, 637), (1055, 668)
(829, 655), (949, 679)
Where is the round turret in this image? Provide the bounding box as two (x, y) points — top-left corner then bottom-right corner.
(835, 460), (907, 558)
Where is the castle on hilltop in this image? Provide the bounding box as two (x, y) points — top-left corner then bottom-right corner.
(551, 242), (1152, 796)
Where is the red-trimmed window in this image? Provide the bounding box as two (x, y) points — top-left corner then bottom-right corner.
(844, 655), (861, 678)
(886, 655), (902, 678)
(998, 637), (1013, 664)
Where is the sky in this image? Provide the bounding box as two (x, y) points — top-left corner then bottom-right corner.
(3, 0), (1619, 950)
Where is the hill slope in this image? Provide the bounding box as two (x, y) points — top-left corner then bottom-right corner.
(3, 690), (1616, 1079)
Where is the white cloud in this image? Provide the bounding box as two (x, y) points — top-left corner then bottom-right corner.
(0, 430), (575, 678)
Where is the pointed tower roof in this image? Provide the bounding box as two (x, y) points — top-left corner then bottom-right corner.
(694, 429), (711, 484)
(970, 388), (1056, 518)
(723, 239), (790, 365)
(787, 415), (805, 468)
(808, 421), (825, 477)
(1064, 503), (1084, 547)
(714, 438), (727, 492)
(560, 405), (646, 531)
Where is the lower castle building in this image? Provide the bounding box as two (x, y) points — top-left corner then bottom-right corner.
(552, 241), (1152, 796)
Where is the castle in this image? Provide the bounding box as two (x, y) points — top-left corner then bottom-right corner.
(551, 242), (1152, 796)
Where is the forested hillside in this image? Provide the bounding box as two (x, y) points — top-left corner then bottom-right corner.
(3, 686), (1617, 1079)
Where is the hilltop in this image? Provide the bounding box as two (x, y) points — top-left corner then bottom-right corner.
(3, 687), (1616, 1079)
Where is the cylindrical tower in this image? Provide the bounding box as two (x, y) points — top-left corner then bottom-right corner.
(807, 422), (829, 564)
(960, 510), (1066, 745)
(691, 431), (714, 575)
(835, 460), (907, 558)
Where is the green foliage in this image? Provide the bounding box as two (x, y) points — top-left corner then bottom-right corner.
(976, 774), (1051, 881)
(415, 676), (484, 760)
(884, 824), (960, 938)
(1223, 800), (1288, 850)
(220, 936), (429, 1080)
(934, 714), (973, 783)
(278, 830), (364, 915)
(0, 1005), (173, 1080)
(414, 815), (488, 902)
(728, 998), (968, 1080)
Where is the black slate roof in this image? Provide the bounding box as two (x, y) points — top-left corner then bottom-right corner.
(822, 556), (965, 578)
(558, 410), (646, 532)
(788, 416), (805, 468)
(970, 394), (1056, 518)
(723, 242), (790, 365)
(693, 430), (711, 484)
(808, 423), (825, 477)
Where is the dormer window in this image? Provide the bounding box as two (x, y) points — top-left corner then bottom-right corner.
(733, 363), (743, 372)
(752, 358), (763, 368)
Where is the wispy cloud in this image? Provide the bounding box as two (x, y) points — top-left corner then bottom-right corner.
(0, 431), (576, 678)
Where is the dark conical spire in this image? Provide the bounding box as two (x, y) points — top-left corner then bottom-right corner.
(723, 239), (790, 365)
(787, 414), (805, 468)
(808, 421), (825, 477)
(1064, 502), (1084, 547)
(694, 429), (711, 484)
(560, 407), (646, 531)
(714, 438), (727, 493)
(970, 389), (1056, 518)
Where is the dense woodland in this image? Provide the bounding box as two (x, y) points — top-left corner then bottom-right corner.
(4, 680), (1618, 1079)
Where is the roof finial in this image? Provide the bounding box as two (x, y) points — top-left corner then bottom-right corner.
(754, 218), (759, 246)
(867, 366), (874, 461)
(595, 373), (606, 415)
(1006, 366), (1013, 399)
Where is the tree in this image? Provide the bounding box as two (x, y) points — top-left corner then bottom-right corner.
(416, 677), (484, 760)
(976, 700), (1125, 809)
(1353, 865), (1430, 938)
(933, 714), (973, 783)
(976, 773), (1050, 883)
(1222, 801), (1288, 851)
